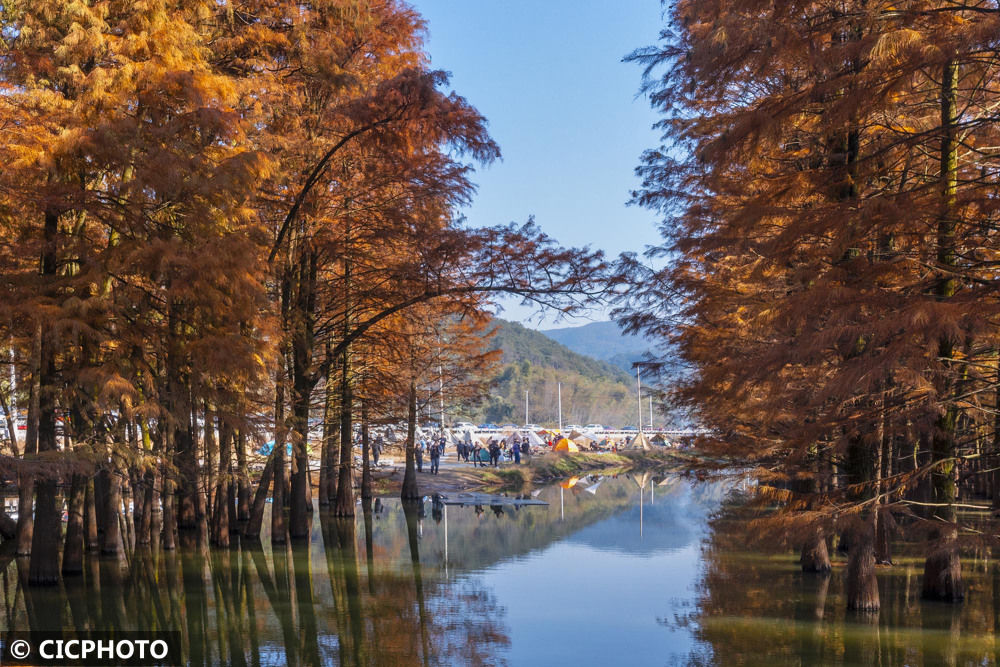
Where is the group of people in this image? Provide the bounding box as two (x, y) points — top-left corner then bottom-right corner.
(415, 435), (446, 474)
(456, 436), (529, 467)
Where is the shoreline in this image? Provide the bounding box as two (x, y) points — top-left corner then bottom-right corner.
(366, 449), (693, 497)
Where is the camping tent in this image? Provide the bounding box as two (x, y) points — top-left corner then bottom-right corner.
(554, 438), (579, 452)
(572, 433), (596, 448)
(567, 429), (585, 441)
(626, 432), (652, 450)
(527, 430), (546, 447)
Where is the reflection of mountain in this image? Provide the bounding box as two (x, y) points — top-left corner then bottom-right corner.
(566, 480), (724, 555)
(366, 478), (638, 572)
(364, 477), (735, 570)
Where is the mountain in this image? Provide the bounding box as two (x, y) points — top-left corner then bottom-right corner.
(460, 320), (641, 428)
(540, 320), (655, 373)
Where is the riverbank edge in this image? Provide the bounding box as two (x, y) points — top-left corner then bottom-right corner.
(370, 449), (695, 497)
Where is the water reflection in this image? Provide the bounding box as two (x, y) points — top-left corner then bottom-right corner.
(685, 495), (1000, 666)
(16, 476), (998, 665)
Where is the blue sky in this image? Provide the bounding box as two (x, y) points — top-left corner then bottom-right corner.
(409, 0), (666, 327)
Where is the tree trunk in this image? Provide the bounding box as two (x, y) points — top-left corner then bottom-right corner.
(401, 381), (419, 501)
(62, 474), (86, 575)
(289, 249), (317, 539)
(84, 477), (99, 551)
(319, 370), (333, 507)
(333, 344), (355, 517)
(29, 211), (62, 585)
(272, 349), (288, 544)
(800, 527), (832, 573)
(236, 428), (251, 521)
(244, 453), (273, 540)
(922, 525), (964, 602)
(360, 402), (372, 500)
(923, 58), (963, 603)
(15, 478), (33, 557)
(16, 323), (41, 557)
(101, 469), (122, 556)
(845, 519), (880, 612)
(212, 419), (232, 548)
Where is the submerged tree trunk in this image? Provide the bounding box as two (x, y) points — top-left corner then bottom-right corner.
(361, 403), (372, 500)
(845, 519), (880, 612)
(245, 453), (274, 540)
(923, 58), (963, 604)
(236, 428), (251, 522)
(319, 366), (334, 507)
(84, 477), (99, 551)
(800, 527), (832, 574)
(62, 474), (86, 575)
(272, 358), (288, 544)
(401, 381), (419, 501)
(289, 248), (317, 539)
(16, 324), (41, 557)
(29, 210), (62, 585)
(101, 468), (122, 557)
(333, 345), (355, 517)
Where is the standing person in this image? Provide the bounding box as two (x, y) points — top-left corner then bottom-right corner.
(372, 435), (382, 466)
(430, 440), (441, 475)
(521, 439), (530, 460)
(416, 437), (425, 473)
(489, 440), (500, 467)
(513, 439), (521, 464)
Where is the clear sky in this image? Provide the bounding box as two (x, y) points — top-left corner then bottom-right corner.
(409, 0), (666, 327)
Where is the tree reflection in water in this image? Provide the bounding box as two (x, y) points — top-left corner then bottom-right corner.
(683, 497), (1000, 666)
(0, 504), (511, 666)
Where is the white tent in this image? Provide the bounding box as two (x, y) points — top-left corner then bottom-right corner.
(626, 432), (652, 450)
(527, 430), (545, 446)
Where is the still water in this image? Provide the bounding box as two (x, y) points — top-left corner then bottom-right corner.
(2, 475), (1000, 665)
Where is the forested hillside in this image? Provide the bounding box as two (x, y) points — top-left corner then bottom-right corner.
(459, 321), (644, 427)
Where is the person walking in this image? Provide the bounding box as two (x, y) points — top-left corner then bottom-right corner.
(416, 438), (425, 473)
(430, 440), (441, 475)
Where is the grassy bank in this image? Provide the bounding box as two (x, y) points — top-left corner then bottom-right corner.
(474, 449), (690, 490)
(367, 448), (694, 496)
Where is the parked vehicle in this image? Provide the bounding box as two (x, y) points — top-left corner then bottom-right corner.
(453, 422), (476, 431)
(584, 424), (605, 432)
(523, 423), (541, 431)
(564, 424), (583, 432)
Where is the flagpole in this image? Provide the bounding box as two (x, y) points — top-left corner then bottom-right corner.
(637, 368), (642, 434)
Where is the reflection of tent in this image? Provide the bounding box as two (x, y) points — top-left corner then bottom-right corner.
(554, 438), (579, 452)
(632, 471), (653, 490)
(626, 432), (652, 450)
(585, 479), (603, 495)
(560, 476), (580, 489)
